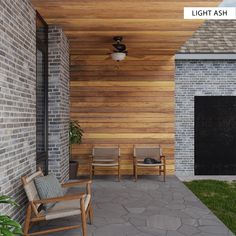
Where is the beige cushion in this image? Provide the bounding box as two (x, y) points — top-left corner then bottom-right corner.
(93, 158), (117, 162)
(137, 163), (164, 167)
(23, 170), (44, 211)
(92, 162), (118, 167)
(23, 170), (44, 203)
(24, 181), (41, 210)
(44, 194), (91, 220)
(24, 181), (40, 202)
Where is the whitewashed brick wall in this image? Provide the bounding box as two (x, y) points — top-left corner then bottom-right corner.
(175, 60), (236, 177)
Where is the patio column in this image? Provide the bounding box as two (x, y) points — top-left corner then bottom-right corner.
(48, 26), (70, 182)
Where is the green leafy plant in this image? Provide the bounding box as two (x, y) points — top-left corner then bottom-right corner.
(69, 120), (84, 145)
(69, 120), (84, 158)
(0, 196), (23, 236)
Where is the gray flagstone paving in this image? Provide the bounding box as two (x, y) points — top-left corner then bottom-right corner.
(35, 176), (235, 236)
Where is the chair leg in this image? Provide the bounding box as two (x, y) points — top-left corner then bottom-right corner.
(88, 204), (93, 224)
(135, 164), (138, 181)
(80, 198), (87, 236)
(118, 165), (121, 182)
(90, 165), (93, 180)
(163, 166), (166, 182)
(24, 204), (31, 236)
(92, 166), (95, 177)
(133, 162), (135, 177)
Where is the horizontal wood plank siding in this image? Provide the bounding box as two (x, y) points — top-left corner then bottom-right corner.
(70, 54), (175, 176)
(31, 0), (221, 177)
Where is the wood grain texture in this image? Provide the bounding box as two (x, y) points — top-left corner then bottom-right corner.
(70, 54), (176, 176)
(31, 0), (220, 176)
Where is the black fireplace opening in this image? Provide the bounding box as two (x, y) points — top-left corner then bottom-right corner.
(194, 96), (236, 175)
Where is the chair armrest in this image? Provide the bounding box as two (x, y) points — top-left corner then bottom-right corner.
(33, 193), (86, 204)
(62, 179), (92, 195)
(61, 179), (92, 188)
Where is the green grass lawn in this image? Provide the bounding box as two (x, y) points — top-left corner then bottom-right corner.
(185, 180), (236, 235)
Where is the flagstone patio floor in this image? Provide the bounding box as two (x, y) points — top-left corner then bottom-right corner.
(36, 176), (234, 236)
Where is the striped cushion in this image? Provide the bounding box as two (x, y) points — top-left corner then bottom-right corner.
(34, 174), (64, 210)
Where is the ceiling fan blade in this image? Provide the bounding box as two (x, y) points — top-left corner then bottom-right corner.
(105, 55), (111, 60)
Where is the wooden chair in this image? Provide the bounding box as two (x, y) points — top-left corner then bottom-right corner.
(133, 145), (166, 182)
(21, 169), (93, 236)
(90, 145), (121, 181)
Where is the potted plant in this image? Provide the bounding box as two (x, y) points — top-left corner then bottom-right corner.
(0, 195), (23, 235)
(69, 120), (84, 179)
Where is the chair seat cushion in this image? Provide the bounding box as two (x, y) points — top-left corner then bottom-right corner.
(43, 194), (91, 220)
(93, 158), (116, 162)
(137, 163), (164, 167)
(34, 174), (64, 210)
(92, 162), (118, 167)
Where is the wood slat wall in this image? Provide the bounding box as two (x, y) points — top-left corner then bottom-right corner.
(70, 53), (175, 176)
(31, 0), (221, 176)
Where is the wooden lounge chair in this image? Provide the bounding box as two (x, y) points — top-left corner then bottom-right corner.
(21, 169), (93, 236)
(90, 145), (121, 181)
(133, 145), (166, 182)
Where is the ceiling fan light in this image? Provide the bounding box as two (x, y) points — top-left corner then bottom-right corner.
(111, 52), (126, 61)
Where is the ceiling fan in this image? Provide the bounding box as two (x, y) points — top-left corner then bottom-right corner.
(110, 36), (128, 62)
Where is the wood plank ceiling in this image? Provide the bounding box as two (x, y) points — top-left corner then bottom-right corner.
(32, 0), (221, 176)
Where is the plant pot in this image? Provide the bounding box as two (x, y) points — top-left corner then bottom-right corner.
(69, 160), (78, 179)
